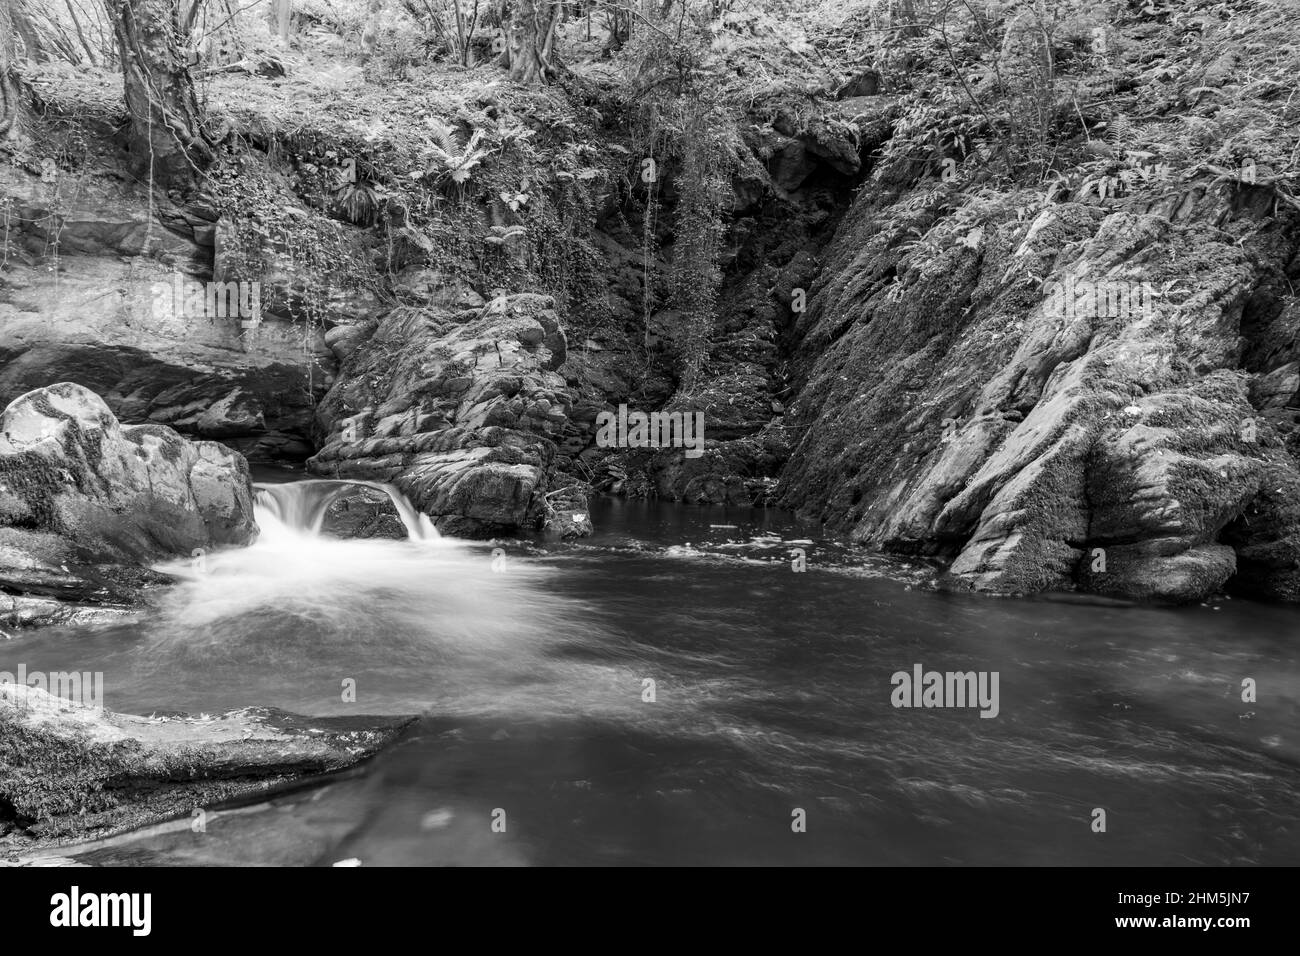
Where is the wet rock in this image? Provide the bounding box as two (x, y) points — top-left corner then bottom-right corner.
(0, 527), (173, 629)
(0, 684), (414, 847)
(0, 383), (255, 627)
(309, 294), (573, 536)
(1079, 541), (1237, 603)
(541, 479), (593, 538)
(1221, 459), (1300, 601)
(320, 486), (408, 539)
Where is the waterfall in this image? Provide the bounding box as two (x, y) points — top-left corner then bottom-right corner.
(254, 480), (440, 541)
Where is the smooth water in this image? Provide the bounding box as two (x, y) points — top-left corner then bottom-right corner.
(7, 485), (1300, 866)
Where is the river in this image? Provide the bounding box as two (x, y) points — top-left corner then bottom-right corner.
(7, 478), (1300, 865)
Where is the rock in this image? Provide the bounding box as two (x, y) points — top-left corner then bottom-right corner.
(0, 383), (256, 558)
(320, 486), (408, 539)
(0, 165), (205, 267)
(777, 168), (1300, 603)
(1078, 541), (1237, 602)
(0, 383), (255, 626)
(0, 594), (138, 632)
(1221, 459), (1300, 601)
(392, 267), (486, 309)
(765, 134), (818, 192)
(308, 294), (573, 536)
(837, 71), (880, 98)
(213, 217), (380, 322)
(0, 526), (174, 629)
(0, 255), (329, 461)
(324, 321), (378, 364)
(0, 683), (414, 847)
(802, 120), (861, 177)
(0, 165), (332, 461)
(773, 249), (819, 310)
(541, 479), (593, 538)
(1250, 362), (1299, 409)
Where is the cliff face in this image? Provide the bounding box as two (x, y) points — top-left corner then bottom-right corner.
(779, 180), (1300, 601)
(774, 5), (1300, 603)
(0, 165), (335, 462)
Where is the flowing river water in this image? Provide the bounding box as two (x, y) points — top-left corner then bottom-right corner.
(7, 474), (1300, 866)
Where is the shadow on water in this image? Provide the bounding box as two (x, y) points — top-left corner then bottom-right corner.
(8, 494), (1300, 865)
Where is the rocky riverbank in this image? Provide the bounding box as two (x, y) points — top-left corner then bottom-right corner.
(0, 682), (413, 851)
(0, 381), (417, 850)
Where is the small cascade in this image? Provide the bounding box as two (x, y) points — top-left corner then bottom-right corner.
(254, 479), (439, 541)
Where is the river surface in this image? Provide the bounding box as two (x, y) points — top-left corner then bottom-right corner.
(6, 477), (1300, 866)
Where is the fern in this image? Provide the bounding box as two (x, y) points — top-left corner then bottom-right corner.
(418, 119), (491, 185)
(1103, 113), (1136, 148)
(334, 182), (379, 225)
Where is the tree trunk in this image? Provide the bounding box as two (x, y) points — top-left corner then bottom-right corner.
(1, 0), (24, 142)
(506, 0), (557, 86)
(275, 0), (292, 41)
(107, 0), (212, 192)
(11, 1), (48, 65)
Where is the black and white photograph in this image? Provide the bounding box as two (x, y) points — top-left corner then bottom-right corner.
(0, 0), (1293, 915)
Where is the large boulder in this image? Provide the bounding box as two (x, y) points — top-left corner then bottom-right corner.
(308, 294), (573, 536)
(0, 383), (256, 627)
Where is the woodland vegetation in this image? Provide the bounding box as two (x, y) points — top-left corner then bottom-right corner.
(3, 0), (1297, 382)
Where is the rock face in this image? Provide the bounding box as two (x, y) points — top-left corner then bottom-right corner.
(0, 166), (334, 461)
(308, 294), (573, 536)
(0, 683), (414, 847)
(563, 104), (870, 508)
(0, 383), (256, 627)
(777, 174), (1300, 603)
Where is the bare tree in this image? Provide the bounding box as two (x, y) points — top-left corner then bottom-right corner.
(106, 0), (212, 191)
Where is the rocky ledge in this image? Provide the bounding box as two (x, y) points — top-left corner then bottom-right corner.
(0, 683), (414, 849)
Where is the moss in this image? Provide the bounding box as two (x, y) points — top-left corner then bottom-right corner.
(0, 452), (67, 533)
(0, 709), (144, 823)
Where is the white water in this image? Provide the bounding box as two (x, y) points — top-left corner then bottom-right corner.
(130, 480), (629, 718)
(253, 479), (440, 540)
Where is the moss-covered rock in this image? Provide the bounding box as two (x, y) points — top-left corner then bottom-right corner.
(0, 383), (256, 627)
(0, 683), (413, 848)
